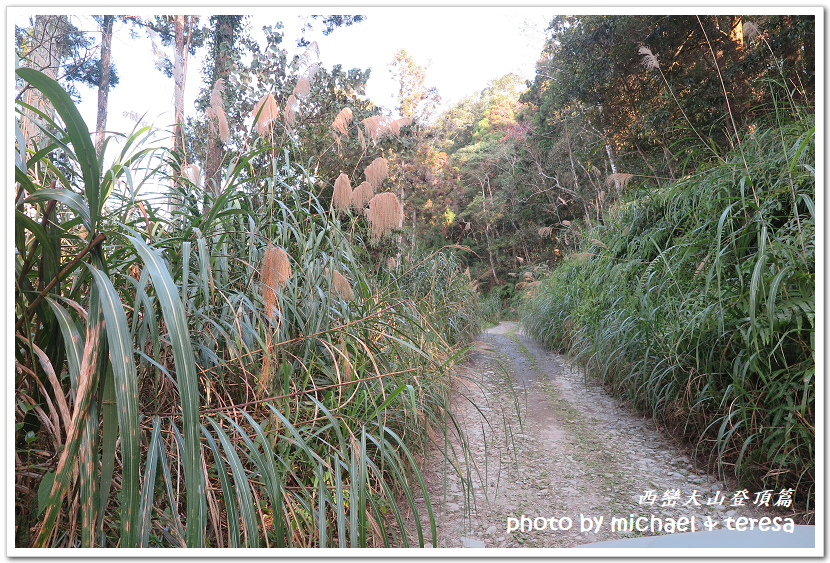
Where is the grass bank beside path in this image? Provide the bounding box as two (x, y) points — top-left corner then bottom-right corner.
(521, 115), (815, 522)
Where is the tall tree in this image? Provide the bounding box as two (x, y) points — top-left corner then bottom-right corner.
(138, 15), (207, 155)
(18, 16), (71, 149)
(16, 15), (120, 151)
(94, 15), (114, 154)
(203, 15), (244, 195)
(388, 49), (441, 123)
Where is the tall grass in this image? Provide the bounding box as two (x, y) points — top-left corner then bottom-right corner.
(14, 69), (482, 548)
(522, 112), (815, 518)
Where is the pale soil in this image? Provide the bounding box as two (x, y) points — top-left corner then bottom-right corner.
(405, 321), (791, 549)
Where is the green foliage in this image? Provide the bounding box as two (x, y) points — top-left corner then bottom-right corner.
(423, 13), (814, 326)
(15, 69), (481, 548)
(184, 21), (390, 212)
(522, 114), (815, 516)
(15, 16), (121, 100)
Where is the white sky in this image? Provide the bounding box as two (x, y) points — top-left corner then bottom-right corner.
(13, 8), (554, 143)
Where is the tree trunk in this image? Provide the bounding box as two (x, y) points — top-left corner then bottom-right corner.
(22, 15), (68, 149)
(173, 15), (186, 155)
(94, 15), (114, 156)
(598, 105), (621, 200)
(204, 16), (237, 197)
(478, 177), (499, 284)
(483, 225), (499, 285)
(564, 119), (592, 229)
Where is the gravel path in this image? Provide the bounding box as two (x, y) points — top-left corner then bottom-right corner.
(408, 321), (792, 549)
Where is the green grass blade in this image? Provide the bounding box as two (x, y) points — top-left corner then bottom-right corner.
(33, 301), (105, 547)
(16, 68), (101, 231)
(201, 425), (241, 548)
(25, 188), (92, 232)
(156, 423), (186, 545)
(138, 417), (162, 547)
(43, 296), (83, 391)
(85, 263), (140, 547)
(208, 418), (259, 548)
(129, 235), (204, 547)
(317, 463), (327, 547)
(96, 364), (118, 546)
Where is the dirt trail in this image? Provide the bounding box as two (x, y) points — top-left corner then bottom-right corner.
(409, 321), (788, 548)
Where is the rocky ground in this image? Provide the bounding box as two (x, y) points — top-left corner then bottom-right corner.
(405, 322), (796, 549)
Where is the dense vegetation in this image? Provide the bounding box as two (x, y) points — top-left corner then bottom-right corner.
(14, 12), (815, 547)
(417, 16), (814, 308)
(14, 62), (481, 547)
(394, 14), (814, 517)
(522, 114), (815, 513)
(513, 16), (815, 518)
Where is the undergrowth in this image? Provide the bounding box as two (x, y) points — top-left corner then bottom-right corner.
(522, 112), (815, 521)
(14, 68), (483, 548)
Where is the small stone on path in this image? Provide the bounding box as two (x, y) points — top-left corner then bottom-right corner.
(461, 537), (486, 548)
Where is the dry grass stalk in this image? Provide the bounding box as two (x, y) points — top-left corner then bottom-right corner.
(332, 173), (352, 212)
(639, 46), (659, 71)
(253, 93), (279, 136)
(184, 164), (201, 185)
(332, 107), (353, 138)
(292, 77), (310, 99)
(606, 172), (634, 191)
(284, 94), (298, 128)
(261, 244), (291, 316)
(364, 157), (389, 189)
(695, 252), (711, 277)
(351, 181), (374, 211)
(366, 192), (404, 242)
(743, 21), (760, 41)
(331, 269), (354, 301)
(216, 107), (230, 143)
(337, 338), (353, 382)
(361, 116), (412, 145)
(297, 41), (320, 69)
(207, 79), (231, 143)
(305, 62), (319, 81)
(538, 226), (554, 238)
(259, 329), (274, 393)
(209, 78), (225, 109)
